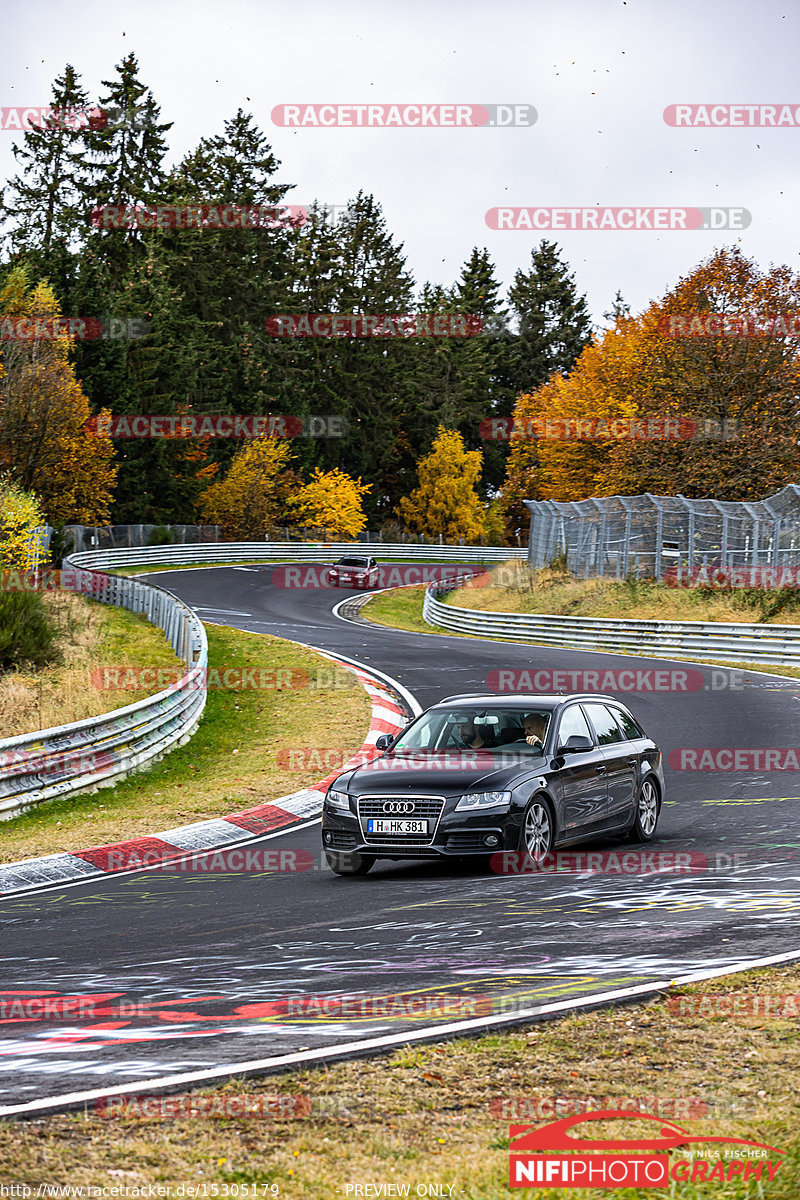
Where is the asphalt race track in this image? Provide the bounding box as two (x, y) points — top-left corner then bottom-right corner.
(2, 565), (800, 1114)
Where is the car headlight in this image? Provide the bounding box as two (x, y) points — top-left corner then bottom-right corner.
(326, 788), (351, 812)
(455, 790), (512, 811)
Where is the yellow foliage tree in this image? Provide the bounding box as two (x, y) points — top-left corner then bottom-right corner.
(0, 270), (117, 523)
(288, 468), (371, 539)
(0, 476), (45, 569)
(398, 426), (485, 543)
(198, 436), (299, 538)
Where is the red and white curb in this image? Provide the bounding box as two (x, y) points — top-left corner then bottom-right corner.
(0, 653), (412, 896)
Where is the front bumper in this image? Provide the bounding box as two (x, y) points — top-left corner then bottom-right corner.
(321, 798), (519, 858)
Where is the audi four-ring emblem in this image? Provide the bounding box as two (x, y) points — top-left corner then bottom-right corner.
(382, 801), (415, 814)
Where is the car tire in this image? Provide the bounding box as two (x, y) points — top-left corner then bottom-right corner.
(518, 796), (554, 861)
(325, 850), (375, 876)
(631, 776), (660, 842)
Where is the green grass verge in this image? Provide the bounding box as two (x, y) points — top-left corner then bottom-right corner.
(360, 585), (436, 635)
(2, 962), (798, 1195)
(0, 622), (370, 864)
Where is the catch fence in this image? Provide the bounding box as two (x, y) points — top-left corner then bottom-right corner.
(525, 485), (800, 579)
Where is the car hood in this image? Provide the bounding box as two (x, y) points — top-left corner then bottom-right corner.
(334, 750), (546, 795)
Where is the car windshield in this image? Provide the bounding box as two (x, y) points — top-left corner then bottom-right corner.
(337, 557), (369, 567)
(391, 708), (552, 755)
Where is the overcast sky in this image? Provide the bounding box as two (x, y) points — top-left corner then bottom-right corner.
(1, 0), (797, 325)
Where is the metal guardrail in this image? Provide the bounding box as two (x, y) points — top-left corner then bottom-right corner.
(422, 583), (800, 668)
(0, 543), (521, 821)
(0, 558), (207, 820)
(66, 542), (525, 570)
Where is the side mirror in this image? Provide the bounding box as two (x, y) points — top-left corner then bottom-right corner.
(375, 733), (395, 751)
(558, 734), (593, 754)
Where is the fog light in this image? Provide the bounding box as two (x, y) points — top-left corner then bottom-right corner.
(324, 831), (333, 844)
(483, 834), (500, 847)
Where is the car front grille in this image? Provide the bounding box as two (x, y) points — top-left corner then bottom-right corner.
(357, 795), (445, 845)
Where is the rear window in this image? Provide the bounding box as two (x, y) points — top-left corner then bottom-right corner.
(614, 708), (646, 740)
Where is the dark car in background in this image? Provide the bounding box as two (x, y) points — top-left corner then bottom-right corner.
(328, 555), (380, 589)
(321, 693), (664, 875)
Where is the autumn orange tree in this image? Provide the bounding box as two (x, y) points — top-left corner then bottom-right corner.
(0, 268), (117, 523)
(288, 468), (372, 538)
(399, 426), (486, 543)
(198, 435), (299, 538)
(500, 247), (800, 526)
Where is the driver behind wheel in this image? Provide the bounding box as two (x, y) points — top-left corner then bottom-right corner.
(521, 712), (547, 751)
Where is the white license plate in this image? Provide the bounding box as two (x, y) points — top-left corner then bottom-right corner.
(367, 819), (428, 834)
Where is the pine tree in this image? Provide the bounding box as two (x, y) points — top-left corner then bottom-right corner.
(162, 110), (299, 424)
(450, 248), (512, 493)
(280, 191), (417, 520)
(0, 65), (96, 288)
(84, 52), (172, 286)
(504, 240), (593, 393)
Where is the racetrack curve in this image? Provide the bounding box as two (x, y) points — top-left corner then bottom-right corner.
(2, 564), (800, 1115)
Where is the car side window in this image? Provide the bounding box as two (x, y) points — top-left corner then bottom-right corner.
(615, 708), (645, 740)
(584, 703), (625, 745)
(556, 705), (593, 748)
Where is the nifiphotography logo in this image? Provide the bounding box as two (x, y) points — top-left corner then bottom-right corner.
(508, 1110), (784, 1188)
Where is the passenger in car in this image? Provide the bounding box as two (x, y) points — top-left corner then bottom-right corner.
(456, 719), (493, 749)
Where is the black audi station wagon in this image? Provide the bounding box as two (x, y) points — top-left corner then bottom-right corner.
(321, 693), (665, 875)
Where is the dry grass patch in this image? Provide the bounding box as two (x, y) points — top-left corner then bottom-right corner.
(0, 592), (180, 739)
(447, 561), (800, 626)
(1, 964), (798, 1195)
